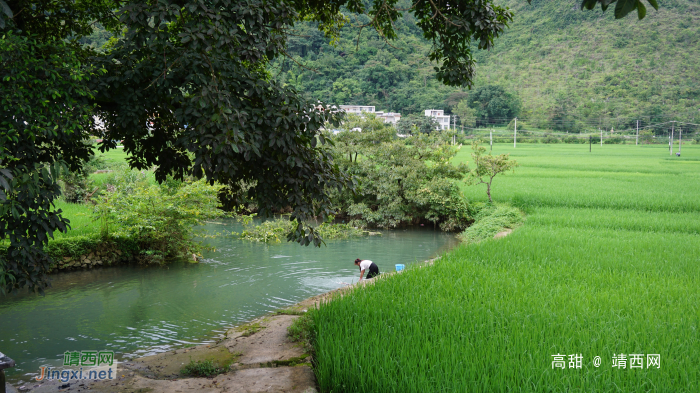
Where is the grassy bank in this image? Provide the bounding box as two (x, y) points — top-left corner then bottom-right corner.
(53, 200), (102, 238)
(311, 144), (700, 392)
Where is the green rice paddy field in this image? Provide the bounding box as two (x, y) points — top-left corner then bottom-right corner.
(312, 144), (700, 392)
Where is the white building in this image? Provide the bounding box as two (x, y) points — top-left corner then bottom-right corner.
(339, 105), (376, 114)
(339, 105), (401, 126)
(425, 109), (450, 130)
(375, 111), (401, 125)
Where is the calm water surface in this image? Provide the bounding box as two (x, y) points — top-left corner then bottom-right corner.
(0, 220), (458, 383)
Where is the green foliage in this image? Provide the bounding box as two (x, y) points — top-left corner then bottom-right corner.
(0, 30), (100, 293)
(639, 129), (655, 143)
(0, 0), (660, 291)
(467, 85), (522, 125)
(338, 113), (390, 134)
(239, 218), (296, 243)
(236, 321), (266, 337)
(396, 114), (440, 135)
(94, 175), (224, 263)
(279, 0), (694, 133)
(466, 142), (519, 203)
(604, 136), (625, 144)
(50, 200), (101, 238)
(43, 234), (139, 269)
(180, 359), (227, 378)
(311, 144), (700, 393)
(58, 153), (107, 203)
(238, 216), (366, 243)
(458, 204), (523, 244)
(58, 170), (93, 204)
(541, 135), (561, 144)
(454, 100), (477, 128)
(331, 129), (472, 231)
(288, 311), (315, 350)
(581, 0), (659, 19)
(506, 118), (527, 131)
(44, 235), (104, 260)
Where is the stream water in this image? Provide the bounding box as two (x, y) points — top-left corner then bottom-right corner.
(0, 220), (458, 384)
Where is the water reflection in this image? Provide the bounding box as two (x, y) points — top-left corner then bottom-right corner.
(0, 221), (457, 383)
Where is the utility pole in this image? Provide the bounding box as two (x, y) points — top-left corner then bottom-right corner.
(600, 128), (602, 147)
(679, 128), (682, 155)
(514, 117), (517, 148)
(636, 120), (639, 146)
(453, 115), (457, 145)
(670, 122), (674, 156)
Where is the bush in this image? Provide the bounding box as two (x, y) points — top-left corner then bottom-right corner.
(58, 152), (108, 203)
(94, 175), (225, 263)
(58, 171), (93, 203)
(239, 216), (368, 243)
(331, 130), (473, 231)
(44, 234), (139, 270)
(604, 136), (624, 144)
(458, 204), (524, 244)
(507, 119), (528, 131)
(563, 135), (586, 144)
(541, 135), (561, 144)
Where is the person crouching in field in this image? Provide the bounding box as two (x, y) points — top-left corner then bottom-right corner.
(355, 258), (380, 281)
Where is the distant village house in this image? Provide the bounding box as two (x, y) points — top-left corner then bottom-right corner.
(339, 105), (401, 126)
(425, 109), (450, 130)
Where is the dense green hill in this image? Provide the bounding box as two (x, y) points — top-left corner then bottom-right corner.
(273, 0), (700, 133)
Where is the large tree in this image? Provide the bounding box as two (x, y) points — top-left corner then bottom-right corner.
(0, 0), (660, 292)
(467, 85), (521, 126)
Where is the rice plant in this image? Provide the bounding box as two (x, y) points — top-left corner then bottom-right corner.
(311, 144), (700, 392)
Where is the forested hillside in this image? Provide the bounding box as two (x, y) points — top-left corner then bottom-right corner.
(272, 0), (700, 132)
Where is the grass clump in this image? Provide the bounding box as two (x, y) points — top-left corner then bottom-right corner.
(458, 204), (523, 244)
(180, 359), (227, 377)
(274, 308), (307, 316)
(287, 311), (315, 350)
(262, 354), (310, 368)
(236, 322), (265, 337)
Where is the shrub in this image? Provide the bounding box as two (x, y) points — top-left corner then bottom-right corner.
(604, 136), (624, 144)
(58, 171), (94, 203)
(239, 216), (367, 243)
(331, 130), (473, 231)
(93, 175), (225, 263)
(563, 135), (586, 144)
(58, 152), (108, 203)
(458, 204), (523, 244)
(466, 142), (519, 203)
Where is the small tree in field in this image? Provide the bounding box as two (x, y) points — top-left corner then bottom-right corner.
(467, 142), (518, 203)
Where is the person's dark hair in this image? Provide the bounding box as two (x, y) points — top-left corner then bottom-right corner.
(354, 258), (362, 264)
